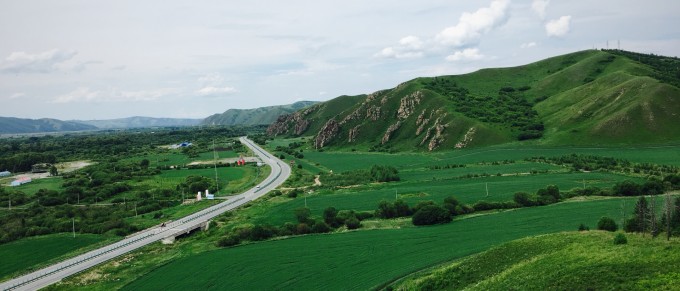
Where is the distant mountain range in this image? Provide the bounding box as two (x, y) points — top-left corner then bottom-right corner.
(202, 101), (318, 126)
(0, 101), (319, 134)
(268, 49), (680, 150)
(0, 117), (97, 134)
(75, 116), (202, 129)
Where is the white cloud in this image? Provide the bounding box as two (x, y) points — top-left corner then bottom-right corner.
(198, 72), (224, 85)
(0, 49), (77, 74)
(376, 36), (425, 59)
(545, 15), (572, 37)
(196, 86), (237, 96)
(446, 48), (485, 62)
(435, 0), (510, 47)
(531, 0), (550, 19)
(520, 42), (537, 48)
(53, 87), (173, 103)
(9, 92), (26, 99)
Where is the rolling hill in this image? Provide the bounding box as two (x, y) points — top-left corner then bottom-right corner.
(76, 116), (201, 129)
(201, 101), (318, 126)
(267, 50), (680, 151)
(394, 231), (680, 290)
(0, 117), (97, 134)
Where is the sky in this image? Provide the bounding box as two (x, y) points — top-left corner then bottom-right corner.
(1, 0), (679, 120)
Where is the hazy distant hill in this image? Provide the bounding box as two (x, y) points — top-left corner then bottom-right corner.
(77, 116), (202, 129)
(202, 101), (318, 126)
(268, 50), (680, 151)
(0, 117), (97, 134)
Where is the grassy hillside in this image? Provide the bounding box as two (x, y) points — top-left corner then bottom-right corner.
(267, 50), (680, 151)
(0, 117), (97, 134)
(394, 231), (680, 290)
(202, 101), (318, 126)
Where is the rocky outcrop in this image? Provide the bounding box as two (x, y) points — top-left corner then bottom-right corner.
(367, 105), (381, 121)
(455, 127), (476, 149)
(267, 105), (319, 136)
(314, 119), (339, 149)
(418, 115), (448, 151)
(397, 91), (423, 119)
(381, 121), (402, 144)
(348, 125), (361, 142)
(416, 109), (436, 136)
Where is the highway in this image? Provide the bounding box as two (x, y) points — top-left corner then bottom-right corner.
(0, 136), (291, 291)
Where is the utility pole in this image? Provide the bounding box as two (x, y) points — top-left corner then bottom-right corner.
(395, 189), (398, 200)
(72, 218), (75, 238)
(485, 183), (489, 197)
(213, 139), (219, 194)
(135, 202), (138, 217)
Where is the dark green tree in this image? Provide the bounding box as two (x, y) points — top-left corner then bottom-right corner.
(412, 205), (452, 226)
(597, 217), (618, 232)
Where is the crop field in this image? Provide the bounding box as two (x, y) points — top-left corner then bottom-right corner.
(259, 171), (641, 225)
(125, 150), (239, 167)
(2, 177), (63, 196)
(0, 233), (106, 280)
(123, 197), (644, 290)
(301, 145), (680, 172)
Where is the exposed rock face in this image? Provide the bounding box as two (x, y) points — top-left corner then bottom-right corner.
(397, 91), (423, 119)
(455, 127), (476, 149)
(381, 121), (402, 144)
(314, 119), (339, 149)
(267, 105), (318, 136)
(367, 105), (381, 121)
(348, 125), (361, 142)
(415, 109), (435, 136)
(418, 115), (448, 151)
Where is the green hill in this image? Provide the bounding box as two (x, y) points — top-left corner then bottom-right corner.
(267, 50), (680, 151)
(77, 116), (201, 129)
(393, 231), (680, 290)
(202, 101), (318, 126)
(0, 117), (97, 134)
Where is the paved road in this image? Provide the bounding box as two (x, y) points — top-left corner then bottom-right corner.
(0, 137), (291, 291)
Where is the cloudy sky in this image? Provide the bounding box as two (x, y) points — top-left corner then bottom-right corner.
(1, 0), (679, 120)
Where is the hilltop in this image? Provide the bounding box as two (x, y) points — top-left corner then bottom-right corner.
(393, 231), (680, 290)
(202, 101), (318, 126)
(268, 50), (680, 151)
(0, 117), (97, 134)
(76, 116), (201, 129)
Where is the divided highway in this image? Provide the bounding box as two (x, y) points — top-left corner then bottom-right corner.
(0, 137), (291, 291)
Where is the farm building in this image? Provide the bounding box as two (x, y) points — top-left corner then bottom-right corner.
(0, 171), (10, 177)
(32, 163), (52, 173)
(10, 177), (32, 187)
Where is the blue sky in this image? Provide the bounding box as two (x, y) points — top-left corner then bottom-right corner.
(1, 0), (679, 120)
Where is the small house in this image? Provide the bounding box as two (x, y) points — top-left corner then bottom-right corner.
(0, 171), (10, 177)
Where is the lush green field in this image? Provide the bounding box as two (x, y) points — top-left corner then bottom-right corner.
(125, 150), (239, 167)
(395, 231), (680, 290)
(259, 171), (641, 225)
(0, 233), (106, 280)
(122, 197), (644, 290)
(1, 177), (63, 196)
(302, 145), (680, 172)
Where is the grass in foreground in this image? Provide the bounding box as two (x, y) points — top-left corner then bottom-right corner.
(117, 197), (642, 290)
(394, 231), (680, 290)
(0, 233), (107, 281)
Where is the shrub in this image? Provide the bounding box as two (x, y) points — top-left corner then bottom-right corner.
(394, 200), (412, 217)
(323, 207), (339, 227)
(376, 200), (396, 219)
(613, 233), (628, 245)
(597, 217), (618, 232)
(311, 221), (331, 233)
(217, 234), (241, 247)
(355, 211), (374, 221)
(345, 217), (361, 230)
(578, 223), (590, 231)
(412, 205), (452, 226)
(294, 207), (311, 223)
(513, 192), (535, 207)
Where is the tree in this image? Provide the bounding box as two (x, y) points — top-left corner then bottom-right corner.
(443, 196), (461, 215)
(625, 196), (651, 233)
(294, 207), (311, 223)
(513, 192), (534, 207)
(140, 159), (150, 169)
(412, 205), (451, 226)
(613, 180), (641, 196)
(394, 200), (412, 217)
(323, 207), (339, 227)
(49, 165), (58, 176)
(597, 217), (618, 232)
(311, 221), (331, 233)
(375, 200), (396, 219)
(345, 217), (361, 229)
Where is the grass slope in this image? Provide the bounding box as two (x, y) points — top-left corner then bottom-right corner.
(395, 231), (680, 290)
(0, 233), (106, 280)
(122, 197), (646, 290)
(268, 50), (680, 150)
